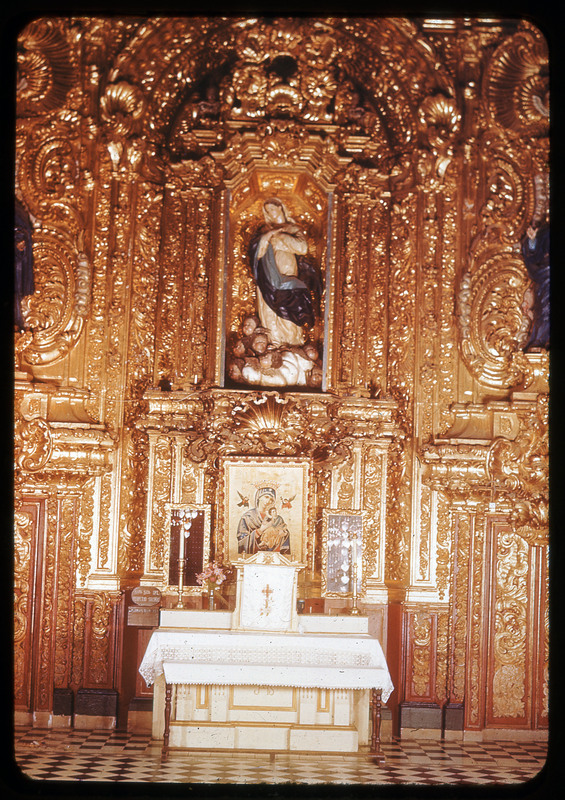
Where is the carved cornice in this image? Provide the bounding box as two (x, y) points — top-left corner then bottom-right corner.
(421, 394), (548, 544)
(14, 385), (115, 479)
(136, 388), (401, 466)
(442, 401), (522, 442)
(486, 395), (548, 545)
(420, 440), (490, 498)
(210, 124), (352, 191)
(15, 422), (115, 479)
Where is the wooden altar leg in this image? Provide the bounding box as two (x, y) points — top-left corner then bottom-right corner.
(162, 683), (172, 762)
(369, 687), (386, 764)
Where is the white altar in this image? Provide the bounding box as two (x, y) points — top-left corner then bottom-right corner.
(139, 553), (393, 754)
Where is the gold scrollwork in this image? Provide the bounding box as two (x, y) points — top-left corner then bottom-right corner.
(458, 251), (532, 388)
(100, 81), (146, 138)
(15, 417), (52, 472)
(485, 23), (549, 138)
(486, 396), (548, 544)
(17, 18), (75, 116)
(18, 228), (91, 368)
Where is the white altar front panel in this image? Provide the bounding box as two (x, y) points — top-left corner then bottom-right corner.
(152, 675), (363, 751)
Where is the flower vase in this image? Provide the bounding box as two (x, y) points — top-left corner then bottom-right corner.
(208, 589), (215, 611)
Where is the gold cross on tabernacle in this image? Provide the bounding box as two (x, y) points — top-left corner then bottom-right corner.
(262, 583), (273, 611)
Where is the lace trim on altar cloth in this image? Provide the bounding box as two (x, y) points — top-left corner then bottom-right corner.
(140, 642), (372, 682)
(158, 662), (394, 699)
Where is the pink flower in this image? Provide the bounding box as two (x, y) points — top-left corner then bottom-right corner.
(196, 561), (227, 588)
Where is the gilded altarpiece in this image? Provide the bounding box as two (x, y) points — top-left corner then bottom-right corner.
(14, 16), (548, 738)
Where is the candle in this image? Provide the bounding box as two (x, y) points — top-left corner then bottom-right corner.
(179, 524), (185, 562)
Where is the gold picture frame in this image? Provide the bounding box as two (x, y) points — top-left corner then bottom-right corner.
(164, 504), (211, 595)
(219, 457), (312, 568)
(320, 509), (367, 597)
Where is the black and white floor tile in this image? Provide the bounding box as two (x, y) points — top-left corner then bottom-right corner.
(13, 726), (548, 786)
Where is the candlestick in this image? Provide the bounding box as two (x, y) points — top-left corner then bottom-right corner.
(350, 560), (360, 614)
(176, 519), (185, 608)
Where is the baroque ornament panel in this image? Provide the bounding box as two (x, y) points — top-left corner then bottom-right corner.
(14, 16), (549, 735)
(456, 20), (549, 392)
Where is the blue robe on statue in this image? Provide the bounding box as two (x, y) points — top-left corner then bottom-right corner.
(248, 232), (322, 329)
(521, 223), (550, 350)
(15, 203), (35, 330)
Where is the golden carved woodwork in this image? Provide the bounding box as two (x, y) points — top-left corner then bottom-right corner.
(486, 395), (548, 544)
(16, 18), (75, 116)
(485, 24), (549, 138)
(451, 512), (472, 705)
(490, 528), (529, 720)
(14, 506), (36, 709)
(410, 612), (435, 700)
(14, 16), (548, 732)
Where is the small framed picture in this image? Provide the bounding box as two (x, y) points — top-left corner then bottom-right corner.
(165, 504), (211, 593)
(219, 457), (312, 567)
(321, 509), (367, 597)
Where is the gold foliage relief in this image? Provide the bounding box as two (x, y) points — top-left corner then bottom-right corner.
(385, 442), (410, 583)
(435, 495), (451, 602)
(35, 493), (59, 709)
(412, 613), (433, 698)
(361, 446), (383, 578)
(487, 395), (548, 543)
(150, 436), (173, 575)
(467, 514), (485, 727)
(491, 528), (529, 720)
(54, 496), (76, 687)
(120, 425), (149, 576)
(14, 510), (34, 705)
(387, 193), (417, 415)
(336, 459), (355, 509)
(418, 483), (432, 582)
(435, 612), (449, 706)
(85, 593), (118, 687)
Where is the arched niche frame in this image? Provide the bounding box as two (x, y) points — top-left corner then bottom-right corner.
(210, 130), (352, 393)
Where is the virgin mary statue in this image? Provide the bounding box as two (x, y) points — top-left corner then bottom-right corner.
(248, 198), (321, 348)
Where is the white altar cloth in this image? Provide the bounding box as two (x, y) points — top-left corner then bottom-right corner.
(139, 628), (393, 701)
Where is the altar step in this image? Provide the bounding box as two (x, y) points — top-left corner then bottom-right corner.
(168, 721), (358, 752)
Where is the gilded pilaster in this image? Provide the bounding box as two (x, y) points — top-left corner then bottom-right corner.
(490, 526), (530, 722)
(466, 510), (487, 728)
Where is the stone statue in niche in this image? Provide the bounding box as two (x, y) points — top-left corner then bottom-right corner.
(227, 197), (324, 389)
(521, 219), (549, 351)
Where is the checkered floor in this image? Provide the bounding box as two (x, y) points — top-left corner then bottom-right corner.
(12, 726), (548, 785)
